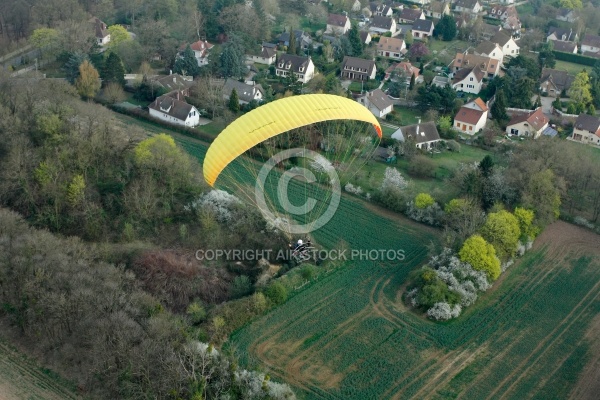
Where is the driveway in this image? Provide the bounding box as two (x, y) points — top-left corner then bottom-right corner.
(536, 95), (567, 119)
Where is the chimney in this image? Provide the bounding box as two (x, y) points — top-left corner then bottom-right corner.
(169, 69), (172, 75)
(173, 76), (176, 83)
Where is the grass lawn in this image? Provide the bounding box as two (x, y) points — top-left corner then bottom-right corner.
(554, 60), (588, 76)
(350, 143), (492, 204)
(122, 92), (149, 107)
(39, 60), (66, 78)
(516, 3), (535, 16)
(428, 39), (470, 54)
(392, 105), (422, 126)
(300, 17), (326, 35)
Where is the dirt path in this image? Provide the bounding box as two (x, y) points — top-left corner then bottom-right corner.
(0, 338), (78, 400)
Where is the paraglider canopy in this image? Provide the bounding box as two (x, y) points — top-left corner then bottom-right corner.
(203, 94), (382, 187)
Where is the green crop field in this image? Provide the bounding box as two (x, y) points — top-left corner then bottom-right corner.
(175, 133), (600, 400)
(229, 218), (600, 399)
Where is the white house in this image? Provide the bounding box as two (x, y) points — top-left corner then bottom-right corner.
(570, 114), (600, 146)
(546, 27), (577, 43)
(474, 41), (504, 62)
(377, 37), (406, 60)
(149, 92), (200, 127)
(275, 54), (315, 83)
(392, 121), (441, 150)
(425, 1), (450, 19)
(505, 107), (548, 138)
(341, 56), (377, 81)
(358, 88), (394, 118)
(89, 17), (110, 46)
(411, 19), (434, 40)
(452, 66), (484, 94)
(453, 98), (488, 134)
(490, 31), (519, 60)
(180, 40), (214, 67)
(370, 3), (394, 17)
(581, 34), (600, 56)
(398, 8), (426, 24)
(326, 14), (351, 35)
(454, 0), (482, 14)
(223, 78), (264, 105)
(369, 16), (397, 35)
(246, 44), (277, 65)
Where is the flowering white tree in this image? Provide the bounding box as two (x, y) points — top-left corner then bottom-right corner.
(185, 189), (241, 222)
(427, 302), (462, 320)
(344, 182), (363, 195)
(381, 167), (408, 191)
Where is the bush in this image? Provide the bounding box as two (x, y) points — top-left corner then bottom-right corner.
(553, 51), (598, 67)
(446, 140), (460, 152)
(415, 193), (435, 209)
(264, 282), (288, 305)
(409, 154), (436, 177)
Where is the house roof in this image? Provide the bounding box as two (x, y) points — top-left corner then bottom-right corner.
(377, 37), (405, 53)
(364, 88), (393, 112)
(385, 61), (420, 78)
(223, 78), (264, 103)
(475, 41), (499, 55)
(371, 16), (395, 30)
(398, 8), (423, 22)
(432, 75), (451, 87)
(276, 54), (312, 73)
(551, 40), (577, 53)
(412, 19), (434, 33)
(400, 121), (440, 144)
(278, 30), (310, 45)
(453, 53), (499, 75)
(189, 40), (213, 52)
(152, 74), (194, 91)
(547, 27), (574, 41)
(327, 13), (348, 27)
(370, 2), (393, 15)
(540, 68), (574, 92)
(263, 42), (277, 48)
(453, 66), (484, 84)
(557, 8), (573, 17)
(574, 114), (600, 134)
(149, 95), (195, 122)
(342, 56), (376, 73)
(481, 23), (502, 37)
(582, 34), (600, 48)
(359, 31), (371, 43)
(454, 106), (485, 125)
(507, 107), (548, 131)
(504, 15), (521, 31)
(455, 0), (479, 9)
(428, 1), (449, 13)
(89, 17), (109, 39)
(490, 30), (512, 47)
(472, 97), (488, 111)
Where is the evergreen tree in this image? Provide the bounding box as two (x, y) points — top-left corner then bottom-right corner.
(436, 15), (457, 41)
(228, 89), (240, 112)
(533, 94), (542, 110)
(491, 89), (509, 125)
(287, 27), (296, 55)
(409, 73), (416, 90)
(101, 52), (126, 87)
(348, 24), (363, 56)
(479, 155), (494, 178)
(174, 45), (201, 77)
(64, 52), (89, 84)
(220, 34), (247, 78)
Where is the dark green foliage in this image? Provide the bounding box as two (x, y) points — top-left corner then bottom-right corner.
(228, 88), (240, 112)
(231, 275), (253, 298)
(436, 15), (457, 41)
(553, 50), (599, 67)
(174, 44), (201, 77)
(409, 73), (416, 90)
(220, 34), (247, 78)
(479, 155), (494, 178)
(416, 84), (457, 113)
(491, 89), (509, 125)
(287, 26), (297, 55)
(63, 52), (89, 84)
(538, 44), (556, 68)
(505, 55), (540, 81)
(101, 51), (126, 87)
(348, 24), (363, 56)
(134, 79), (167, 101)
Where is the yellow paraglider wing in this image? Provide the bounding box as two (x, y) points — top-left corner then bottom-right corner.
(203, 94), (382, 186)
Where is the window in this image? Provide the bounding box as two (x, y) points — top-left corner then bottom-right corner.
(510, 128), (518, 135)
(469, 126), (473, 131)
(470, 77), (473, 81)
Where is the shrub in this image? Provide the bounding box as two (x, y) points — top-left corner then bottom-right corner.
(409, 155), (436, 177)
(446, 140), (460, 152)
(426, 302), (462, 320)
(264, 282), (288, 305)
(459, 235), (501, 281)
(415, 193), (435, 209)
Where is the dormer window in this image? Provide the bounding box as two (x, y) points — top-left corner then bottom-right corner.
(299, 67), (304, 72)
(278, 63), (283, 68)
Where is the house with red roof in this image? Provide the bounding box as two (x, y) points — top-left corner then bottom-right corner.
(453, 98), (488, 134)
(505, 107), (548, 138)
(180, 40), (214, 67)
